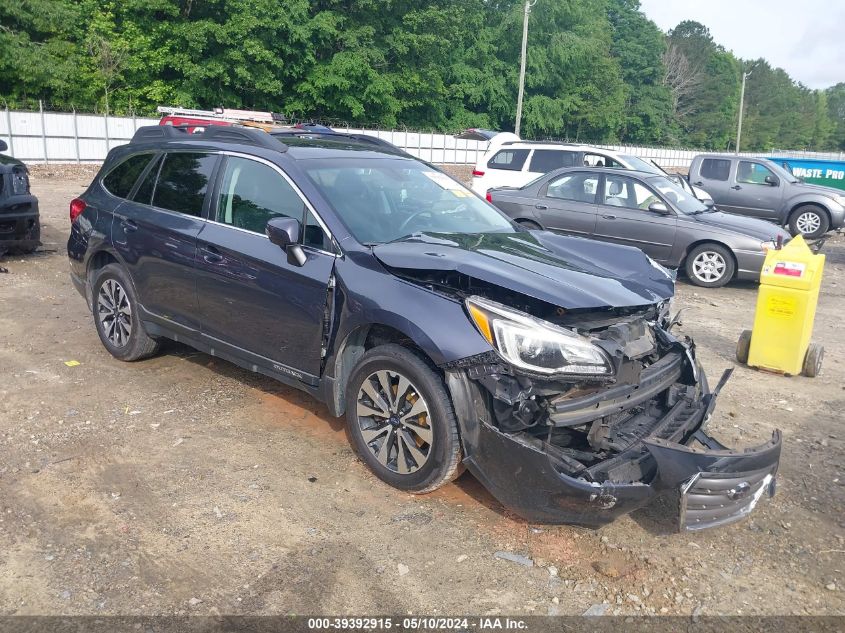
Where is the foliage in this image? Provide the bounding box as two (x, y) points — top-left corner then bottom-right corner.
(0, 1), (842, 150)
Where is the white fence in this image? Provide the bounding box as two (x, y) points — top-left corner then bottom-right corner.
(2, 107), (844, 169)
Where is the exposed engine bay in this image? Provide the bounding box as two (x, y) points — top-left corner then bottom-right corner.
(394, 266), (701, 486)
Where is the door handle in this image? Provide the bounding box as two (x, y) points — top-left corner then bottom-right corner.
(731, 185), (742, 190)
(535, 204), (548, 210)
(120, 219), (139, 233)
(201, 246), (224, 264)
(602, 214), (617, 220)
(693, 181), (703, 187)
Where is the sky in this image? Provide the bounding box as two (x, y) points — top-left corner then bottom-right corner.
(638, 0), (845, 89)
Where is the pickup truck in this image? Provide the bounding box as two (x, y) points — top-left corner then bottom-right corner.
(688, 154), (845, 238)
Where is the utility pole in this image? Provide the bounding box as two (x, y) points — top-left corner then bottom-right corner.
(514, 0), (537, 138)
(735, 68), (753, 154)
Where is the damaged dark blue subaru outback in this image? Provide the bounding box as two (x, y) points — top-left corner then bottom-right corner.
(68, 125), (781, 530)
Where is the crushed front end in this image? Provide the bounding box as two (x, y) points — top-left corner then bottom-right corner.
(445, 297), (781, 530)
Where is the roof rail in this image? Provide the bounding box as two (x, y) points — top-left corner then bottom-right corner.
(131, 125), (287, 152)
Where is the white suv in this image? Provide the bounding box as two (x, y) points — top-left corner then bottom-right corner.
(470, 141), (712, 205)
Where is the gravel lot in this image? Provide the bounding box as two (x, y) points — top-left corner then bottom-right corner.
(1, 170), (843, 617)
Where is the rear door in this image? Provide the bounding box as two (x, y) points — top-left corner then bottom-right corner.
(195, 155), (335, 381)
(525, 149), (578, 181)
(535, 171), (599, 237)
(723, 160), (785, 219)
(112, 151), (218, 333)
(593, 173), (677, 262)
(691, 157), (733, 209)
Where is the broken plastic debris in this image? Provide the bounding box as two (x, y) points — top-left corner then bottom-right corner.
(64, 360), (81, 367)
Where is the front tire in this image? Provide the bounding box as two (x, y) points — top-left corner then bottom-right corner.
(685, 243), (735, 288)
(788, 206), (829, 239)
(91, 263), (160, 361)
(345, 344), (462, 493)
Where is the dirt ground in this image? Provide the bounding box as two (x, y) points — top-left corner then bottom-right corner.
(1, 170), (843, 617)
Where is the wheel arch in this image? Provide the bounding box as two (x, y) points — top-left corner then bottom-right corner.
(325, 322), (444, 418)
(787, 201), (830, 226)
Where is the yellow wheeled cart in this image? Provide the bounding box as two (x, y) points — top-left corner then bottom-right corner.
(736, 235), (825, 377)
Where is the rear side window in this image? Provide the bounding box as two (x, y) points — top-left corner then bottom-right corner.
(529, 150), (576, 173)
(546, 173), (599, 203)
(487, 149), (529, 171)
(153, 153), (218, 216)
(700, 159), (731, 181)
(133, 155), (162, 205)
(102, 153), (154, 199)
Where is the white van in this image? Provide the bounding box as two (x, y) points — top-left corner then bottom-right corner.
(469, 139), (713, 205)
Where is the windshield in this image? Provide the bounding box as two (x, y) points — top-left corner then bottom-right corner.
(304, 158), (515, 244)
(619, 154), (663, 175)
(647, 176), (709, 215)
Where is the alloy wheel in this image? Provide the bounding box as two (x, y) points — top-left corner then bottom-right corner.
(97, 279), (132, 347)
(795, 211), (821, 235)
(692, 251), (727, 284)
(355, 369), (432, 475)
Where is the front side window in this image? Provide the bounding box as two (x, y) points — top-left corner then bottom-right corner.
(217, 157), (305, 233)
(152, 153), (218, 216)
(700, 158), (731, 181)
(487, 149), (529, 171)
(603, 175), (660, 210)
(529, 150), (576, 173)
(546, 173), (599, 203)
(305, 158), (514, 244)
(103, 153), (154, 199)
(737, 161), (775, 185)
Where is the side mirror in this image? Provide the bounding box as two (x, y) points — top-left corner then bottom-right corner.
(0, 139), (7, 152)
(648, 201), (671, 214)
(765, 175), (779, 186)
(703, 198), (715, 209)
(266, 217), (307, 267)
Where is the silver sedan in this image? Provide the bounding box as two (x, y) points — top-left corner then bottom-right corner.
(488, 167), (791, 288)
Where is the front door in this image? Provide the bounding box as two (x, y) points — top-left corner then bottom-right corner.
(537, 171), (600, 237)
(112, 151), (219, 333)
(722, 160), (784, 219)
(195, 155), (335, 381)
(593, 173), (677, 262)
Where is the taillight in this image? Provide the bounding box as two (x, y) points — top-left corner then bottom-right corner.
(472, 170), (485, 177)
(70, 198), (86, 223)
(486, 191), (493, 203)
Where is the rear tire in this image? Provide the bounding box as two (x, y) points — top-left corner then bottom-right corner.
(516, 219), (542, 230)
(685, 243), (735, 288)
(802, 343), (824, 377)
(91, 263), (160, 361)
(736, 329), (752, 365)
(345, 344), (462, 493)
(788, 206), (829, 239)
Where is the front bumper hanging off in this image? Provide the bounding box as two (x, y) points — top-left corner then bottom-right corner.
(447, 363), (782, 531)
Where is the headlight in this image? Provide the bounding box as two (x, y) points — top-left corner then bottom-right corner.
(761, 240), (777, 251)
(465, 296), (612, 375)
(833, 195), (845, 208)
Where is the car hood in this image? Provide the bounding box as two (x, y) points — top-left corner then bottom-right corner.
(684, 211), (788, 241)
(372, 231), (675, 310)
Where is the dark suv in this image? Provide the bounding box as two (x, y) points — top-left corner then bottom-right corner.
(68, 125), (781, 530)
(0, 139), (40, 254)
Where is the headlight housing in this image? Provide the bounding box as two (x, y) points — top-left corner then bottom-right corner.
(761, 240), (778, 251)
(465, 296), (613, 375)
